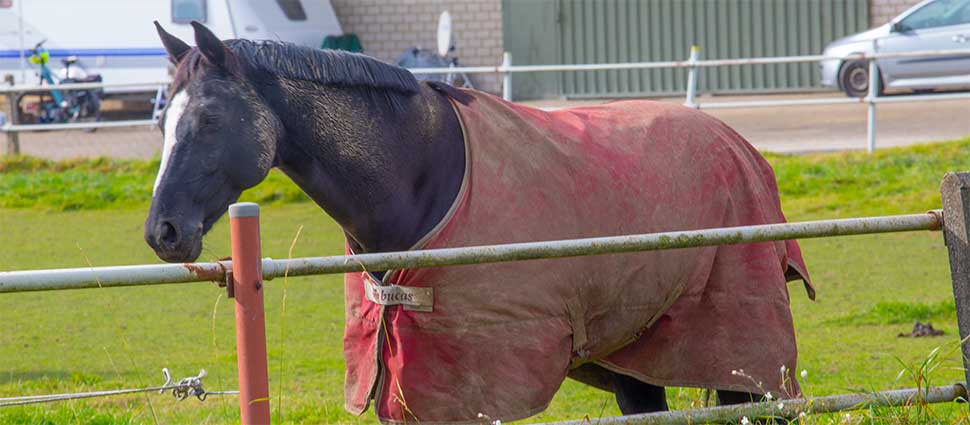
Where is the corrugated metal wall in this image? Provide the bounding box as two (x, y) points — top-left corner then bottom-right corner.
(504, 0), (870, 99)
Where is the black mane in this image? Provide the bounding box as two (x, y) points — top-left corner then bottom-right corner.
(173, 39), (421, 108)
(229, 40), (420, 93)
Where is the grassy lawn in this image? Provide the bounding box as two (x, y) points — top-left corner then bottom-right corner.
(1, 138), (969, 423)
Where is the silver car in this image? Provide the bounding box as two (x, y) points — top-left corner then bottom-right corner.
(820, 0), (970, 97)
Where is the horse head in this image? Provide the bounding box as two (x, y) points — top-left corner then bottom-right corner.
(145, 22), (282, 263)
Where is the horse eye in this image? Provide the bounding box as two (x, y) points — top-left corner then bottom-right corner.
(199, 114), (221, 131)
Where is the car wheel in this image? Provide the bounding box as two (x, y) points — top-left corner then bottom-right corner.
(839, 60), (883, 97)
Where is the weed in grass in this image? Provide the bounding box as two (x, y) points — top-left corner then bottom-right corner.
(890, 339), (964, 421)
(805, 340), (968, 424)
(76, 242), (163, 424)
(209, 294), (232, 415)
(274, 224), (304, 424)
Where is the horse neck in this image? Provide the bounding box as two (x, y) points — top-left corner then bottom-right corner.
(267, 80), (465, 253)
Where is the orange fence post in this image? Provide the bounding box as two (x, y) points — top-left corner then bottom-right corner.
(229, 202), (271, 424)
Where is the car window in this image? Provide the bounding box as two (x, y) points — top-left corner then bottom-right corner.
(276, 0), (307, 21)
(173, 0), (207, 23)
(900, 0), (970, 30)
(952, 1), (970, 25)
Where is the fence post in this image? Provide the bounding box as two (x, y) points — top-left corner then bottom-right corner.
(229, 202), (271, 424)
(501, 52), (512, 102)
(684, 45), (700, 108)
(865, 57), (879, 153)
(941, 172), (970, 389)
(4, 93), (20, 155)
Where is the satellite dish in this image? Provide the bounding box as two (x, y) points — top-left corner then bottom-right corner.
(436, 11), (452, 57)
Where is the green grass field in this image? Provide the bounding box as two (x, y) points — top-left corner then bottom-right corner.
(1, 139), (970, 424)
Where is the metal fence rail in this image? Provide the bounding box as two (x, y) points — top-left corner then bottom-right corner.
(0, 211), (941, 293)
(694, 91), (970, 109)
(2, 119), (156, 132)
(408, 48), (970, 75)
(537, 384), (968, 425)
(419, 47), (970, 153)
(0, 80), (167, 154)
(0, 81), (169, 95)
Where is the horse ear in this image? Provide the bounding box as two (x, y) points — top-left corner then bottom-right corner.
(191, 21), (229, 69)
(154, 21), (190, 65)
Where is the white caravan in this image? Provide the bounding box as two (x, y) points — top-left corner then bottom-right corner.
(0, 0), (343, 93)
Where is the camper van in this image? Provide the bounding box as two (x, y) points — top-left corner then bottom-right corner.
(0, 0), (343, 93)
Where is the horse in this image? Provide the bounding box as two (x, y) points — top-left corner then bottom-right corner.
(146, 22), (811, 423)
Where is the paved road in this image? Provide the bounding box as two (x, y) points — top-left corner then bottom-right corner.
(2, 92), (967, 160)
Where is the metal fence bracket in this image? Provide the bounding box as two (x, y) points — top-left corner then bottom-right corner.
(225, 269), (234, 299)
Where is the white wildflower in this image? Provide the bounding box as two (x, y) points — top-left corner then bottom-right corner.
(764, 392), (774, 401)
(741, 416), (751, 425)
(800, 412), (807, 418)
(843, 413), (852, 423)
(777, 402), (785, 410)
(801, 369), (808, 380)
(780, 365), (787, 376)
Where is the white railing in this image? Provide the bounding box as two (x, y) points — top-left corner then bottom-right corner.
(3, 119), (157, 133)
(2, 48), (968, 154)
(0, 80), (170, 94)
(413, 47), (970, 153)
(0, 80), (168, 154)
(407, 48), (970, 75)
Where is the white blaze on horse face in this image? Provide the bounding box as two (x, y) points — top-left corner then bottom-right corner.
(153, 90), (190, 196)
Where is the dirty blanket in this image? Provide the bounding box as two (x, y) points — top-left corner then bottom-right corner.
(342, 89), (812, 424)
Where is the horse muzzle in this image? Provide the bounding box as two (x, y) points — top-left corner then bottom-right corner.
(145, 216), (204, 263)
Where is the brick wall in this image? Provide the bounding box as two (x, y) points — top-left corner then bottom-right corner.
(331, 0), (504, 94)
(870, 0), (923, 27)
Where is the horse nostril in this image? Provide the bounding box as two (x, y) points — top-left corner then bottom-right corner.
(159, 221), (179, 247)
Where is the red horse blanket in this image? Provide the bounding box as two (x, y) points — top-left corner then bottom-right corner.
(343, 89), (812, 424)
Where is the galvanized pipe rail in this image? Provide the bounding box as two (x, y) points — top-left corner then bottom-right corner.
(0, 80), (169, 94)
(0, 48), (963, 98)
(2, 119), (156, 132)
(537, 384), (967, 425)
(407, 48), (970, 75)
(694, 91), (970, 110)
(0, 211), (941, 293)
(410, 47), (970, 154)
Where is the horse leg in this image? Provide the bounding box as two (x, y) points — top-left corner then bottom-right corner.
(717, 390), (758, 405)
(613, 374), (668, 414)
